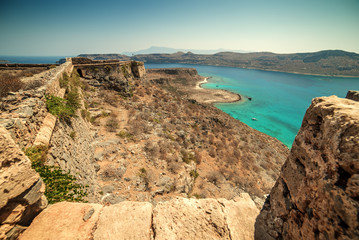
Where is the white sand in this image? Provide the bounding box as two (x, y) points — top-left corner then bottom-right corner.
(195, 77), (208, 89)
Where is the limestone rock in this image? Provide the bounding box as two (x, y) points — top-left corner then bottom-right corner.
(19, 202), (103, 240)
(218, 194), (260, 240)
(255, 96), (359, 239)
(0, 126), (47, 239)
(93, 201), (152, 240)
(346, 90), (359, 101)
(0, 126), (39, 209)
(153, 195), (258, 240)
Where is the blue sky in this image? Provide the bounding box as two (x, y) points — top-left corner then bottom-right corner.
(1, 0), (358, 56)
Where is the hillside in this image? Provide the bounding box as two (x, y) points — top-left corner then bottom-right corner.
(79, 50), (359, 76)
(1, 59), (358, 239)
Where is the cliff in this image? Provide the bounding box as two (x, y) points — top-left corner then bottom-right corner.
(255, 93), (359, 239)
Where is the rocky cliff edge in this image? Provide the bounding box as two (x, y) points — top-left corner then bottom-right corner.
(255, 94), (359, 239)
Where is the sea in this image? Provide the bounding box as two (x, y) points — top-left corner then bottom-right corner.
(146, 63), (359, 148)
(0, 56), (69, 64)
(3, 56), (358, 148)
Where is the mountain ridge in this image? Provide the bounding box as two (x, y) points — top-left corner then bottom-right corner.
(79, 49), (359, 77)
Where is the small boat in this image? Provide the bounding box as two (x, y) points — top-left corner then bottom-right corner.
(216, 85), (219, 87)
(248, 97), (252, 101)
(251, 118), (257, 121)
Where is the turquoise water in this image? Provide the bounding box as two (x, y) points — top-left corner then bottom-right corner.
(147, 63), (359, 148)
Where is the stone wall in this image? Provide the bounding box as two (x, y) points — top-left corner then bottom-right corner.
(0, 126), (47, 239)
(255, 95), (359, 239)
(47, 110), (100, 202)
(19, 194), (259, 240)
(0, 61), (73, 149)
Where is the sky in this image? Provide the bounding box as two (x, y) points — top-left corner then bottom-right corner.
(1, 0), (359, 56)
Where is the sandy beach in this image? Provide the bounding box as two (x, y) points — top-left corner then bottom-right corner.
(192, 76), (242, 104)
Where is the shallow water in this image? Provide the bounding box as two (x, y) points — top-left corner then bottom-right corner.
(146, 63), (359, 148)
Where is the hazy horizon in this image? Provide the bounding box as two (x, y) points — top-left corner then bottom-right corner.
(1, 0), (359, 56)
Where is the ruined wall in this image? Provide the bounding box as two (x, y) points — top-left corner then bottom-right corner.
(74, 60), (145, 95)
(47, 110), (100, 202)
(255, 94), (359, 239)
(0, 61), (73, 149)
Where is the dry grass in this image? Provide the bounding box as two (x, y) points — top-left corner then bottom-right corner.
(0, 73), (23, 97)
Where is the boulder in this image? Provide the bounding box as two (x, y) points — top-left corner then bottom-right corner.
(255, 96), (359, 239)
(0, 126), (47, 239)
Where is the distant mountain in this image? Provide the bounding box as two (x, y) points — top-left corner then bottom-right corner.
(78, 50), (359, 76)
(78, 53), (130, 61)
(122, 46), (248, 56)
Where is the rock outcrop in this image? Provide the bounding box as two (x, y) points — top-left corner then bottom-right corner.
(346, 90), (359, 101)
(255, 95), (359, 239)
(19, 194), (258, 240)
(0, 126), (47, 239)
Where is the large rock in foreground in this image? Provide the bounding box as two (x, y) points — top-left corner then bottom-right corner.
(153, 194), (259, 240)
(19, 194), (258, 239)
(255, 96), (359, 239)
(0, 126), (47, 240)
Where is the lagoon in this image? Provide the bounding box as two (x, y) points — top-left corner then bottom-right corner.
(146, 63), (359, 148)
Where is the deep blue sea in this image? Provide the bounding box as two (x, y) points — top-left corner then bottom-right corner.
(0, 56), (69, 64)
(146, 63), (359, 148)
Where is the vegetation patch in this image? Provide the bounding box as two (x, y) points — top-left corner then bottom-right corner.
(45, 95), (78, 123)
(116, 130), (134, 140)
(25, 146), (88, 204)
(0, 73), (23, 98)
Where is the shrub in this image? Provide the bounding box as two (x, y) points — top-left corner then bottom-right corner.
(0, 73), (22, 98)
(45, 95), (77, 123)
(116, 130), (134, 140)
(190, 170), (199, 180)
(81, 109), (91, 122)
(105, 117), (119, 132)
(25, 146), (88, 204)
(138, 168), (150, 191)
(206, 171), (223, 186)
(69, 131), (76, 140)
(181, 150), (196, 164)
(66, 90), (81, 110)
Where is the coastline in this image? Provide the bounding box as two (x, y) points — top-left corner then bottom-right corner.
(193, 76), (242, 104)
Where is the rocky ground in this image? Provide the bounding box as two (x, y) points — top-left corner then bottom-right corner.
(81, 67), (288, 207)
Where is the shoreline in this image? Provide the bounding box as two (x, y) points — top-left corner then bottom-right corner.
(194, 76), (242, 104)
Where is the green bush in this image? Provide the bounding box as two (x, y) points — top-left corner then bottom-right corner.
(66, 90), (81, 109)
(190, 170), (199, 180)
(116, 130), (134, 140)
(25, 146), (88, 204)
(45, 95), (77, 122)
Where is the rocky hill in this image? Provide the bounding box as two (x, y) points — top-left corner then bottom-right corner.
(1, 58), (358, 239)
(0, 58), (288, 238)
(80, 50), (359, 76)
